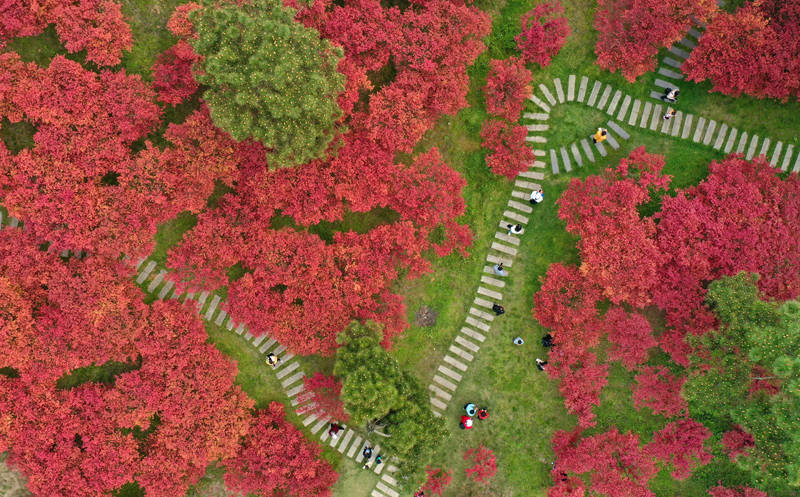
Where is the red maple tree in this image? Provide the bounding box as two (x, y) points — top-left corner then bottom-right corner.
(721, 425), (755, 461)
(654, 155), (800, 364)
(601, 307), (656, 370)
(480, 119), (535, 179)
(151, 40), (200, 105)
(708, 486), (768, 497)
(421, 466), (453, 496)
(683, 0), (800, 101)
(0, 0), (133, 66)
(515, 1), (570, 67)
(463, 445), (497, 483)
(646, 419), (712, 479)
(223, 403), (338, 497)
(0, 230), (254, 497)
(593, 0), (717, 81)
(483, 57), (532, 121)
(298, 373), (349, 422)
(557, 147), (670, 308)
(631, 366), (688, 418)
(553, 428), (658, 497)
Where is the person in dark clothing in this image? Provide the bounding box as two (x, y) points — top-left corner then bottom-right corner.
(536, 358), (548, 371)
(492, 303), (505, 315)
(662, 88), (680, 103)
(541, 333), (554, 348)
(362, 446), (373, 460)
(414, 491), (426, 497)
(328, 423), (341, 439)
(375, 454), (383, 465)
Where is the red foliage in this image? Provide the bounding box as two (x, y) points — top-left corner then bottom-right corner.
(683, 0), (800, 101)
(654, 155), (800, 364)
(47, 0), (133, 66)
(557, 147), (670, 308)
(593, 0), (717, 81)
(0, 230), (254, 497)
(549, 350), (609, 428)
(721, 425), (755, 462)
(601, 307), (656, 370)
(631, 366), (688, 418)
(534, 263), (602, 335)
(421, 466), (453, 496)
(151, 40), (200, 105)
(480, 119), (535, 179)
(483, 57), (532, 121)
(167, 2), (201, 38)
(223, 403), (338, 497)
(708, 486), (768, 497)
(299, 373), (349, 422)
(463, 445), (497, 483)
(0, 0), (132, 66)
(646, 419), (712, 479)
(515, 1), (570, 67)
(553, 428), (658, 497)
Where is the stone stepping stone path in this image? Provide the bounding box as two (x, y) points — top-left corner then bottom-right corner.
(128, 259), (405, 497)
(528, 73), (799, 176)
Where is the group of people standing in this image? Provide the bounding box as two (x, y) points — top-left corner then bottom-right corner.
(459, 403), (489, 429)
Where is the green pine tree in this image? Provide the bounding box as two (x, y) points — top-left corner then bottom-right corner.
(335, 321), (446, 487)
(191, 0), (344, 168)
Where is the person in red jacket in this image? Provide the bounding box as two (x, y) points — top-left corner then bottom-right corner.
(459, 415), (473, 430)
(477, 407), (489, 420)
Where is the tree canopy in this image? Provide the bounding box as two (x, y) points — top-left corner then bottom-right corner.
(335, 321), (446, 484)
(191, 0), (345, 168)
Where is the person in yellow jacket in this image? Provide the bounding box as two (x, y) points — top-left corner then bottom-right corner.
(592, 127), (608, 144)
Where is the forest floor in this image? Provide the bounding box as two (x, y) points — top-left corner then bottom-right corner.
(1, 0), (799, 495)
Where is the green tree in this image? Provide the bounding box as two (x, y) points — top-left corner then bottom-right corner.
(191, 0), (344, 168)
(335, 321), (446, 486)
(685, 272), (800, 494)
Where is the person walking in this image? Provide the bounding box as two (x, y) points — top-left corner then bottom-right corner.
(662, 88), (679, 103)
(266, 353), (280, 369)
(493, 263), (508, 276)
(507, 223), (524, 236)
(536, 358), (548, 371)
(375, 454), (383, 466)
(513, 336), (524, 345)
(362, 445), (373, 467)
(492, 303), (505, 316)
(459, 415), (473, 430)
(592, 128), (607, 144)
(328, 423), (341, 439)
(663, 108), (676, 120)
(529, 189), (544, 205)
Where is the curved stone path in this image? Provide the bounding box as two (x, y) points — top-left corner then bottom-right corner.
(530, 74), (800, 175)
(129, 259), (406, 497)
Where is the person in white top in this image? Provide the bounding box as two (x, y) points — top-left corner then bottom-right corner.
(529, 189), (544, 205)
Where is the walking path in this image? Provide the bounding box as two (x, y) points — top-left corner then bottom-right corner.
(528, 74), (800, 174)
(129, 258), (405, 497)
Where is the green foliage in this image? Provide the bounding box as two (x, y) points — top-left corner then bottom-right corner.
(335, 321), (446, 486)
(56, 357), (142, 390)
(685, 272), (800, 494)
(191, 0), (344, 168)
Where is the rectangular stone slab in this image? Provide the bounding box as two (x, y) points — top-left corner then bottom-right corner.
(670, 112), (683, 137)
(554, 77), (565, 103)
(617, 95), (631, 121)
(702, 120), (717, 145)
(713, 123), (728, 150)
(724, 128), (738, 153)
(781, 144), (795, 171)
(596, 85), (612, 110)
(539, 83), (557, 106)
(571, 142), (583, 167)
(560, 147), (572, 172)
(681, 114), (694, 139)
(587, 81), (602, 106)
(606, 90), (622, 115)
(577, 76), (588, 102)
(639, 102), (652, 128)
(627, 100), (641, 126)
(567, 74), (575, 101)
(580, 138), (595, 163)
